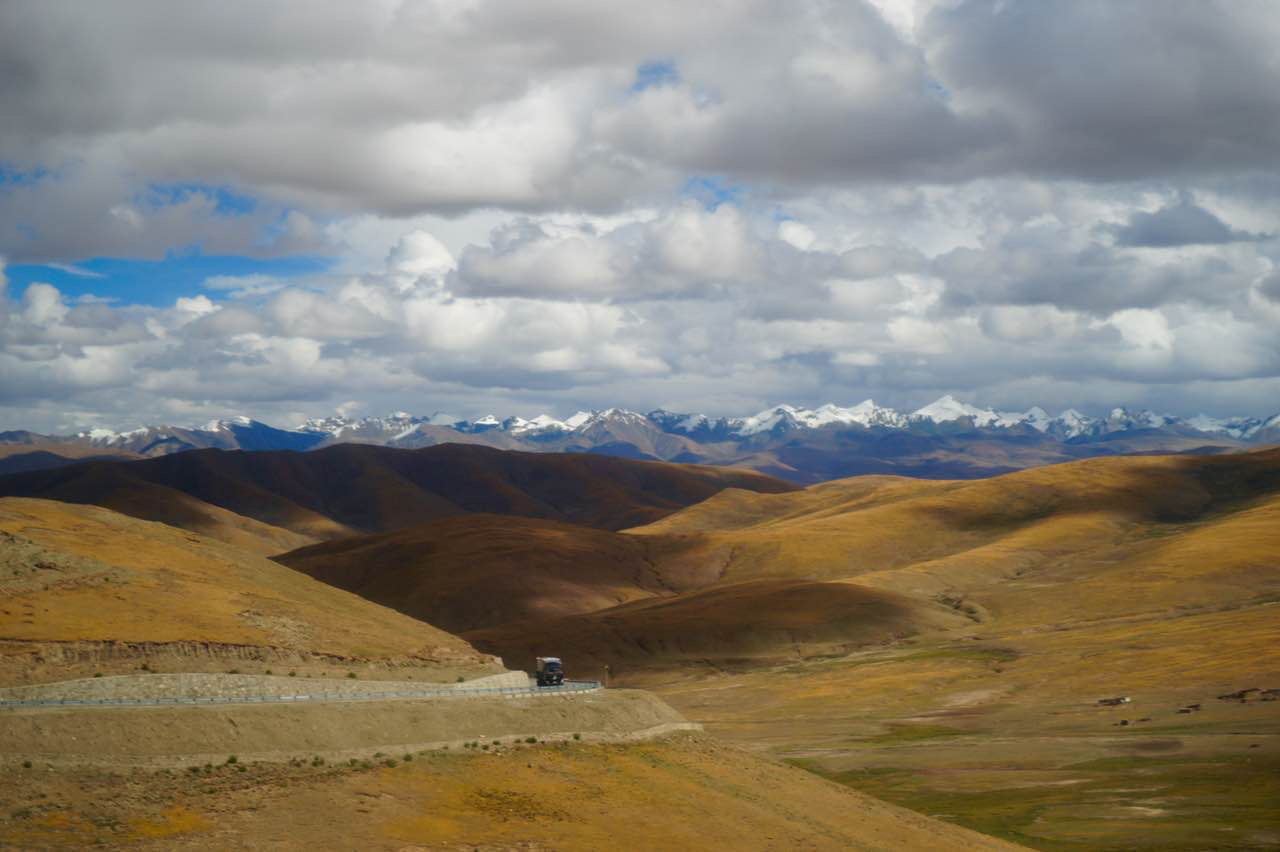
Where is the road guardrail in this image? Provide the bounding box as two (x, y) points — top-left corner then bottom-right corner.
(0, 680), (602, 709)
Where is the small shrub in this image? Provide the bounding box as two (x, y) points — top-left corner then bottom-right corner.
(204, 763), (213, 771)
(288, 671), (296, 677)
(403, 754), (412, 762)
(226, 755), (237, 765)
(456, 676), (465, 682)
(227, 668), (239, 675)
(347, 671), (357, 679)
(264, 669), (272, 675)
(374, 751), (384, 758)
(573, 733), (581, 741)
(311, 756), (325, 766)
(188, 766), (199, 774)
(481, 744), (490, 751)
(361, 760), (373, 769)
(22, 760), (32, 769)
(525, 737), (537, 744)
(349, 758), (358, 766)
(93, 672), (103, 678)
(237, 765), (246, 773)
(384, 758), (398, 768)
(139, 663), (150, 672)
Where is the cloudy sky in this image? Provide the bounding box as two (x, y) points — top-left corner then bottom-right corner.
(3, 0), (1279, 432)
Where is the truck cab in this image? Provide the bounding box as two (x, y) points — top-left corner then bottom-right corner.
(535, 656), (564, 687)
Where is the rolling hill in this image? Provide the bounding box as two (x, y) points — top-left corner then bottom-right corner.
(0, 443), (796, 552)
(279, 447), (1280, 682)
(0, 497), (500, 686)
(465, 578), (970, 676)
(276, 513), (672, 634)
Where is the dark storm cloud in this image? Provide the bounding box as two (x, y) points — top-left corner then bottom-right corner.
(925, 0), (1280, 181)
(1110, 198), (1269, 247)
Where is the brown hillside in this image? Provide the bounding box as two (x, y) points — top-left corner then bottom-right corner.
(0, 498), (497, 685)
(465, 578), (969, 676)
(276, 514), (676, 634)
(285, 447), (1280, 680)
(0, 442), (141, 476)
(0, 443), (796, 546)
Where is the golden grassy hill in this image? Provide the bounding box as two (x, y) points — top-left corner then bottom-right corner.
(0, 497), (497, 685)
(605, 448), (1280, 849)
(625, 447), (1280, 623)
(0, 734), (1025, 851)
(0, 443), (797, 548)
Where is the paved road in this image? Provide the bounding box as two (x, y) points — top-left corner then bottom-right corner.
(0, 680), (603, 709)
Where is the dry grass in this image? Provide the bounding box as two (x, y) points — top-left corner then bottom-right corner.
(0, 497), (489, 674)
(0, 735), (1025, 850)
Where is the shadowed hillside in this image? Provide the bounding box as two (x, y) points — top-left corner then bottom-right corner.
(277, 514), (675, 634)
(0, 442), (140, 476)
(466, 578), (969, 676)
(0, 444), (796, 548)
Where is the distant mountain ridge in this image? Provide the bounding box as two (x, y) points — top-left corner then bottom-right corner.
(5, 395), (1278, 482)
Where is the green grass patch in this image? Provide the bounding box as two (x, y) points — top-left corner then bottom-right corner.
(899, 646), (1021, 665)
(864, 724), (967, 745)
(797, 750), (1280, 851)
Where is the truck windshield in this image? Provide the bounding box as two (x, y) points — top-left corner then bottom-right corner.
(545, 662), (561, 671)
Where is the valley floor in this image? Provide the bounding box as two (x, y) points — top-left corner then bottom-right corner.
(640, 602), (1280, 850)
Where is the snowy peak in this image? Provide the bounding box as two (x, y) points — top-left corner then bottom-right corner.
(1105, 408), (1169, 431)
(911, 395), (1003, 427)
(1019, 406), (1052, 432)
(504, 414), (573, 435)
(200, 415), (255, 432)
(731, 400), (911, 435)
(39, 396), (1280, 462)
(734, 404), (804, 436)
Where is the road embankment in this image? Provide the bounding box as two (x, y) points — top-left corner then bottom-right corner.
(1, 688), (694, 766)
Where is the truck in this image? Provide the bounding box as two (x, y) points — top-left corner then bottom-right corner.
(535, 656), (564, 687)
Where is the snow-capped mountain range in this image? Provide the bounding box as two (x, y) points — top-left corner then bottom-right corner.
(285, 395), (1279, 443)
(5, 395), (1276, 483)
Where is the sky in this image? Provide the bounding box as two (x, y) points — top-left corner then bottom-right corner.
(2, 0), (1280, 433)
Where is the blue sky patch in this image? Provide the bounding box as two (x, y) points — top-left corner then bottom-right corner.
(0, 165), (52, 189)
(632, 60), (680, 92)
(142, 182), (258, 216)
(682, 175), (746, 210)
(6, 253), (332, 307)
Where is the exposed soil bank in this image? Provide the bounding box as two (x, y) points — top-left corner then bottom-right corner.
(0, 638), (504, 687)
